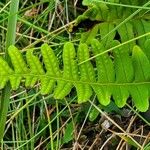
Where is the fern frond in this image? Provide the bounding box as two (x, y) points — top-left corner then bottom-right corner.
(0, 41), (150, 112)
(75, 0), (150, 49)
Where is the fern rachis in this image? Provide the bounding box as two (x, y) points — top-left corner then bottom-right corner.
(0, 39), (149, 112)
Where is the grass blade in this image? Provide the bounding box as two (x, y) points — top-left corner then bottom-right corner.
(0, 0), (19, 142)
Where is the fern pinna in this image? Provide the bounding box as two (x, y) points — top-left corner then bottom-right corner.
(0, 39), (149, 112)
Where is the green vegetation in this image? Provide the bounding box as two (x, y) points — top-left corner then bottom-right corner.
(0, 40), (150, 112)
(0, 0), (150, 149)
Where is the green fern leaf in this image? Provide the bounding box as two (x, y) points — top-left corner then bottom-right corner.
(81, 24), (99, 45)
(40, 43), (61, 94)
(130, 46), (150, 111)
(91, 39), (114, 106)
(25, 49), (45, 87)
(54, 42), (78, 99)
(112, 40), (133, 107)
(0, 57), (13, 89)
(8, 46), (28, 90)
(99, 22), (115, 47)
(76, 43), (95, 103)
(75, 0), (150, 50)
(117, 22), (135, 52)
(144, 39), (150, 60)
(0, 40), (149, 112)
(133, 20), (150, 48)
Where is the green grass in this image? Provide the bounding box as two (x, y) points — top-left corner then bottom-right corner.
(0, 0), (150, 149)
(0, 0), (19, 142)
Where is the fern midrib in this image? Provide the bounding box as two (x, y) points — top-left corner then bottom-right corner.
(0, 73), (149, 86)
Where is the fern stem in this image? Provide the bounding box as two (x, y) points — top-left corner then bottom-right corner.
(0, 0), (19, 142)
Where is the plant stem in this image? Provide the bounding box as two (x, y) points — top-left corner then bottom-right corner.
(0, 0), (19, 142)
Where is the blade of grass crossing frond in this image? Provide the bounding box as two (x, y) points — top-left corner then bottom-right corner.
(78, 31), (150, 65)
(0, 0), (19, 142)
